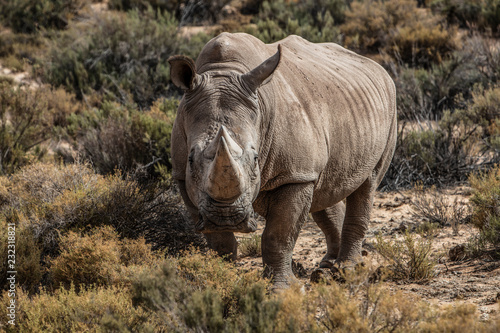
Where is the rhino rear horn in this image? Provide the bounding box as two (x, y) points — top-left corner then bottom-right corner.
(241, 44), (282, 93)
(168, 55), (198, 90)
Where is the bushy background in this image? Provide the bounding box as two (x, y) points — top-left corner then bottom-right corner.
(0, 0), (499, 331)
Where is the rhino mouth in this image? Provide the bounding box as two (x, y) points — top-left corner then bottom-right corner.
(197, 197), (257, 233)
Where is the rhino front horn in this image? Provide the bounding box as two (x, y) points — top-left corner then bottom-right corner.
(204, 128), (244, 203)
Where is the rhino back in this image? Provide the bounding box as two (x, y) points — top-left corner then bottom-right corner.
(260, 36), (395, 202)
(195, 33), (396, 209)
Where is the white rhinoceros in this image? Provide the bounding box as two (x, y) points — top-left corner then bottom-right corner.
(169, 32), (396, 287)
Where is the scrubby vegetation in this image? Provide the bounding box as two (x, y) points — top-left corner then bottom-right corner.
(1, 0), (499, 330)
(467, 166), (500, 257)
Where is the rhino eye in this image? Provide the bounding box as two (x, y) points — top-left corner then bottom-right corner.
(253, 153), (259, 165)
(188, 151), (194, 166)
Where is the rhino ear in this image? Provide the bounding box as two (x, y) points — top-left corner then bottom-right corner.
(168, 55), (198, 90)
(242, 44), (282, 93)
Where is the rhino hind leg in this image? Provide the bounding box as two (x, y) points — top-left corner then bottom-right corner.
(337, 179), (374, 263)
(312, 201), (345, 268)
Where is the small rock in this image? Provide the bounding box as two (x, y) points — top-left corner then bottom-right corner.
(310, 268), (335, 284)
(448, 244), (466, 261)
(292, 260), (308, 278)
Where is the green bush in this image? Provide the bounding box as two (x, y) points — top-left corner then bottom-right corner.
(245, 0), (343, 43)
(36, 8), (211, 107)
(342, 0), (457, 67)
(108, 0), (173, 12)
(62, 98), (177, 176)
(394, 54), (483, 121)
(0, 83), (80, 174)
(384, 80), (500, 188)
(432, 0), (500, 33)
(0, 0), (89, 33)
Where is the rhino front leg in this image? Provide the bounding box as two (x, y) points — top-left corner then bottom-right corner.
(262, 183), (314, 288)
(312, 201), (345, 268)
(337, 179), (373, 263)
(205, 232), (237, 261)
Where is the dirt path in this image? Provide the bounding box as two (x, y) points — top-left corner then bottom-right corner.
(237, 188), (500, 320)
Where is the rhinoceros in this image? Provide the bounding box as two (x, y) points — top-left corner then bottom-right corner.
(168, 33), (396, 287)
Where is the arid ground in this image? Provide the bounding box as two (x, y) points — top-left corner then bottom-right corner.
(237, 188), (500, 321)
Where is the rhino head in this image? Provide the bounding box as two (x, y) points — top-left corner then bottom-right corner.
(168, 46), (281, 234)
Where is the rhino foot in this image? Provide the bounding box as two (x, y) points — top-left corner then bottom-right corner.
(311, 260), (368, 284)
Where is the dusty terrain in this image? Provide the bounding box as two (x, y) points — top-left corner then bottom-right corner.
(237, 187), (500, 321)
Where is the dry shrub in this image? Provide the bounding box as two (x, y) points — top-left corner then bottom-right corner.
(1, 285), (152, 333)
(0, 213), (43, 294)
(238, 233), (262, 257)
(467, 166), (500, 256)
(3, 247), (499, 332)
(50, 226), (123, 290)
(175, 247), (266, 315)
(411, 185), (471, 234)
(49, 225), (163, 290)
(418, 303), (493, 332)
(375, 232), (438, 282)
(0, 162), (204, 256)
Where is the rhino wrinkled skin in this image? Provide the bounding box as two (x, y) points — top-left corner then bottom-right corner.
(169, 33), (397, 287)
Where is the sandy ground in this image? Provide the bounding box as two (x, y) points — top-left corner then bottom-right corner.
(236, 187), (500, 320)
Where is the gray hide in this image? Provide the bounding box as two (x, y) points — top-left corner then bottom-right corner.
(169, 33), (397, 288)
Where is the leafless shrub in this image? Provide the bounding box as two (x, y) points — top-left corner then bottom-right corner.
(375, 233), (438, 283)
(411, 185), (471, 235)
